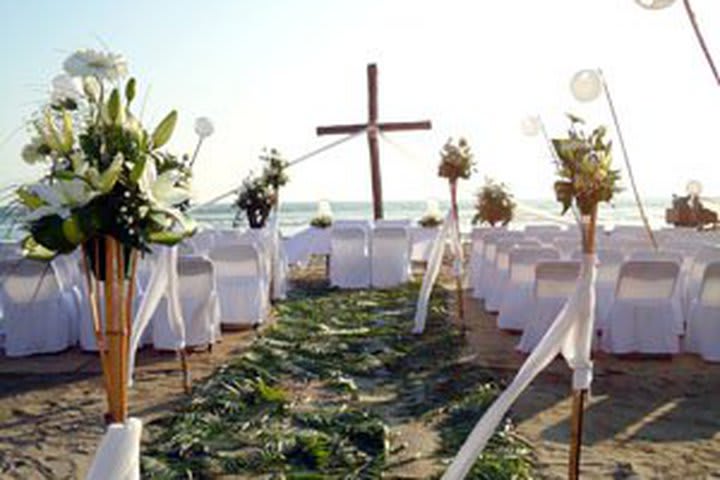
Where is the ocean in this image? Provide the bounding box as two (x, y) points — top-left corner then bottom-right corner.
(0, 198), (679, 241)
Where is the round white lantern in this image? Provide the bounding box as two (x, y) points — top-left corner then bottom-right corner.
(570, 69), (603, 102)
(194, 117), (215, 139)
(687, 180), (703, 197)
(521, 116), (541, 137)
(634, 0), (676, 10)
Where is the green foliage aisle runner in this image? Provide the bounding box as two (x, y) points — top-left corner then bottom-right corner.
(143, 283), (532, 479)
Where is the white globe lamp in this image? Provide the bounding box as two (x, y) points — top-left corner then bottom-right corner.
(570, 69), (603, 102)
(634, 0), (676, 10)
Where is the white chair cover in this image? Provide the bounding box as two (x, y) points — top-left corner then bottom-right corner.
(210, 243), (268, 326)
(0, 259), (74, 357)
(589, 248), (625, 329)
(685, 246), (720, 314)
(410, 226), (441, 262)
(524, 224), (563, 235)
(468, 227), (494, 294)
(375, 219), (412, 227)
(371, 226), (411, 288)
(472, 230), (519, 300)
(330, 227), (371, 288)
(485, 239), (541, 312)
(497, 247), (560, 331)
(603, 260), (681, 354)
(685, 261), (720, 361)
(86, 417), (142, 480)
(153, 255), (220, 350)
(189, 229), (216, 255)
(517, 261), (581, 352)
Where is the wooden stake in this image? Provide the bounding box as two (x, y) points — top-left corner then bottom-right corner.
(449, 179), (465, 332)
(180, 348), (192, 394)
(569, 389), (587, 480)
(569, 205), (597, 479)
(683, 0), (720, 86)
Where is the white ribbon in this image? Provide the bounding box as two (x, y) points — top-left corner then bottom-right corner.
(127, 246), (185, 386)
(442, 254), (597, 480)
(86, 418), (142, 480)
(413, 210), (459, 334)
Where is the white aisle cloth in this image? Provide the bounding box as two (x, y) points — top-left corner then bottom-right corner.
(442, 254), (597, 480)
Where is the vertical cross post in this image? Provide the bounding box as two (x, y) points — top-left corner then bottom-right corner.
(367, 64), (383, 219)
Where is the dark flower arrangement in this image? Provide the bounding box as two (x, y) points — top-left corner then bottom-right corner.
(234, 148), (288, 229)
(472, 178), (515, 227)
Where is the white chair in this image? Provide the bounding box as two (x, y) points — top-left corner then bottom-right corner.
(189, 229), (217, 255)
(603, 261), (681, 354)
(468, 227), (494, 290)
(524, 225), (564, 245)
(472, 230), (517, 300)
(517, 260), (581, 353)
(485, 238), (541, 312)
(371, 227), (410, 288)
(153, 256), (220, 350)
(553, 237), (581, 259)
(685, 246), (720, 313)
(330, 227), (371, 288)
(374, 219), (412, 228)
(0, 259), (74, 357)
(209, 244), (268, 326)
(497, 247), (560, 331)
(588, 249), (625, 329)
(611, 225), (648, 238)
(685, 261), (720, 362)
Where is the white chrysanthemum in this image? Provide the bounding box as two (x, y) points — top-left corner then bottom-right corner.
(194, 117), (214, 138)
(50, 74), (82, 103)
(63, 49), (128, 81)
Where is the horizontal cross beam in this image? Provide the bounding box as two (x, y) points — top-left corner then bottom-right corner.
(316, 120), (432, 136)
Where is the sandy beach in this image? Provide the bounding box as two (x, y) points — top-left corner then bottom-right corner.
(1, 261), (719, 479)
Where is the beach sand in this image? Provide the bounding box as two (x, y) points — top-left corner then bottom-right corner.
(0, 260), (719, 479)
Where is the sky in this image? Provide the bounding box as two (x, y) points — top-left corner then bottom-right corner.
(2, 0), (720, 205)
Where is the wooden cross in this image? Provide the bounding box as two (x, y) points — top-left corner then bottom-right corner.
(316, 64), (432, 219)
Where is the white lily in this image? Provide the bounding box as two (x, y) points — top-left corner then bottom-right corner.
(24, 178), (97, 222)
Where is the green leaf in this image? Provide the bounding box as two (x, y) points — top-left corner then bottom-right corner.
(151, 110), (178, 149)
(97, 154), (124, 193)
(147, 230), (186, 245)
(125, 78), (136, 104)
(62, 214), (85, 245)
(107, 89), (122, 125)
(61, 110), (74, 152)
(21, 236), (57, 261)
(43, 111), (63, 152)
(129, 155), (148, 184)
(16, 188), (45, 209)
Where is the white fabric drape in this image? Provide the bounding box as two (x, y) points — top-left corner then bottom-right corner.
(268, 211), (288, 300)
(442, 254), (597, 480)
(412, 210), (460, 334)
(127, 246), (185, 386)
(86, 418), (142, 480)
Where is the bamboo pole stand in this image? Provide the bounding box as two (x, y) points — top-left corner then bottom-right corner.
(81, 236), (137, 424)
(568, 206), (597, 480)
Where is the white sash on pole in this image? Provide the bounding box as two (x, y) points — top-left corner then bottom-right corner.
(413, 210), (455, 334)
(86, 418), (142, 480)
(442, 254), (597, 480)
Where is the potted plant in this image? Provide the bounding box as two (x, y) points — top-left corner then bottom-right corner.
(437, 137), (475, 327)
(14, 49), (197, 428)
(552, 114), (621, 251)
(310, 200), (333, 229)
(234, 148), (288, 228)
(472, 177), (515, 227)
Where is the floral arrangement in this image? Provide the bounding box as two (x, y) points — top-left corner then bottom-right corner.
(472, 177), (515, 227)
(310, 215), (333, 229)
(234, 148), (288, 229)
(552, 114), (621, 217)
(14, 49), (198, 261)
(438, 137), (474, 181)
(418, 212), (443, 228)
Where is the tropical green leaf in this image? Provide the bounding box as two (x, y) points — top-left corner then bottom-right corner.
(97, 154), (124, 193)
(16, 187), (45, 209)
(125, 78), (137, 104)
(151, 110), (178, 149)
(129, 154), (148, 185)
(61, 110), (74, 152)
(21, 236), (56, 261)
(62, 214), (86, 245)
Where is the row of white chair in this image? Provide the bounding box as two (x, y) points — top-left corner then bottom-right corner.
(468, 228), (720, 360)
(330, 225), (412, 289)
